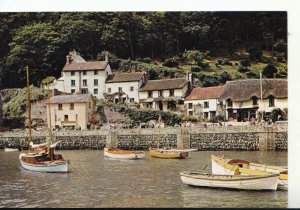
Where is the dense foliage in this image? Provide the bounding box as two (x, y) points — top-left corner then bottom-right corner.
(0, 12), (287, 89)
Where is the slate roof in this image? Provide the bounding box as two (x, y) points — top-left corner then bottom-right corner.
(185, 86), (225, 100)
(219, 79), (287, 102)
(139, 78), (188, 91)
(106, 72), (145, 83)
(50, 94), (92, 104)
(63, 61), (108, 71)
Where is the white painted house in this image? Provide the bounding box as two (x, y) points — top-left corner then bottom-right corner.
(184, 86), (224, 120)
(105, 72), (147, 104)
(219, 79), (288, 122)
(139, 78), (191, 112)
(52, 50), (112, 99)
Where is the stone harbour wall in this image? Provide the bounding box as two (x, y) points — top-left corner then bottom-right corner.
(0, 125), (287, 151)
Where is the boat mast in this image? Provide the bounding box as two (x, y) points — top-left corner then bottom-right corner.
(156, 114), (161, 148)
(26, 65), (32, 153)
(260, 70), (264, 121)
(47, 83), (54, 160)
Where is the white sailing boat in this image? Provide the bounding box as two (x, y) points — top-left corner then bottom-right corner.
(19, 65), (69, 173)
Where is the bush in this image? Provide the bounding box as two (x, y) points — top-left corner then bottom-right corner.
(273, 39), (287, 53)
(202, 75), (221, 87)
(246, 71), (259, 78)
(237, 66), (249, 73)
(191, 66), (202, 73)
(163, 57), (179, 68)
(262, 64), (278, 78)
(148, 68), (159, 80)
(248, 46), (262, 61)
(209, 115), (226, 123)
(219, 72), (232, 83)
(142, 57), (152, 63)
(239, 59), (251, 67)
(197, 60), (209, 69)
(222, 58), (231, 65)
(275, 71), (287, 78)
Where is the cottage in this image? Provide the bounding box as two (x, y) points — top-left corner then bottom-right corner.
(47, 94), (96, 130)
(219, 79), (288, 122)
(52, 50), (112, 99)
(139, 77), (191, 112)
(184, 86), (224, 120)
(105, 72), (147, 104)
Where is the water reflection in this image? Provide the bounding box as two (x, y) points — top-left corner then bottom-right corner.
(0, 150), (287, 208)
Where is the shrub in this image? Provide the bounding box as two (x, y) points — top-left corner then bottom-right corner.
(142, 57), (152, 63)
(237, 66), (249, 73)
(262, 64), (278, 78)
(163, 57), (179, 68)
(246, 71), (259, 78)
(219, 72), (232, 83)
(148, 68), (159, 80)
(222, 58), (231, 65)
(239, 59), (251, 67)
(191, 66), (202, 73)
(248, 46), (262, 61)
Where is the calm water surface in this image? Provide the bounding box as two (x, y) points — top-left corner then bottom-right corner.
(0, 150), (287, 208)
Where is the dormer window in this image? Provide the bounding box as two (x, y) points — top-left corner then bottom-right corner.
(252, 96), (258, 105)
(269, 95), (275, 107)
(83, 71), (87, 75)
(226, 99), (233, 107)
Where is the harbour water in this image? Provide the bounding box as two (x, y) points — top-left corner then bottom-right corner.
(0, 150), (287, 208)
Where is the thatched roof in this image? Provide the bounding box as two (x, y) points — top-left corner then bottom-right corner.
(106, 72), (146, 83)
(139, 78), (188, 91)
(63, 61), (108, 71)
(50, 94), (92, 104)
(219, 79), (287, 102)
(185, 86), (224, 100)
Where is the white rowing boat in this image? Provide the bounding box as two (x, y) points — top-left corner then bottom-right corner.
(4, 148), (19, 152)
(180, 171), (278, 191)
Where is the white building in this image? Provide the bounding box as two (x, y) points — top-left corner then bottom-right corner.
(139, 78), (191, 112)
(105, 72), (147, 104)
(52, 50), (112, 99)
(184, 86), (225, 120)
(219, 79), (288, 122)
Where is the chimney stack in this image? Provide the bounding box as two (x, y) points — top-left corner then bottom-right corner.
(66, 55), (71, 64)
(105, 51), (109, 63)
(52, 88), (58, 97)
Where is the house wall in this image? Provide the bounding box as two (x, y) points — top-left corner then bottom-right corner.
(184, 98), (221, 119)
(47, 98), (95, 130)
(105, 80), (141, 103)
(53, 65), (112, 99)
(230, 98), (288, 112)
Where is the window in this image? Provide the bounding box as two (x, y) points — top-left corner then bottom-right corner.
(169, 89), (174, 96)
(71, 89), (75, 94)
(158, 90), (163, 97)
(83, 71), (87, 75)
(108, 88), (111, 93)
(189, 111), (193, 116)
(130, 98), (134, 102)
(130, 86), (134, 91)
(118, 87), (122, 92)
(94, 89), (98, 94)
(71, 80), (75, 87)
(148, 91), (153, 98)
(226, 99), (233, 107)
(188, 103), (193, 109)
(81, 88), (88, 94)
(64, 115), (68, 121)
(204, 101), (209, 108)
(70, 103), (74, 110)
(178, 100), (184, 105)
(204, 112), (209, 119)
(58, 104), (62, 110)
(94, 70), (98, 75)
(83, 79), (87, 86)
(94, 79), (98, 86)
(210, 111), (216, 119)
(252, 96), (258, 105)
(71, 71), (75, 76)
(269, 96), (275, 107)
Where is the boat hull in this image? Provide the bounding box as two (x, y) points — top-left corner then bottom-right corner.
(180, 172), (278, 191)
(149, 148), (190, 159)
(104, 148), (145, 160)
(4, 148), (19, 152)
(19, 153), (69, 173)
(211, 155), (287, 188)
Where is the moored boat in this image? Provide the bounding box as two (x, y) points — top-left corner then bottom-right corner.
(149, 148), (190, 159)
(211, 154), (288, 189)
(180, 171), (278, 190)
(161, 147), (197, 153)
(4, 147), (20, 152)
(104, 147), (145, 160)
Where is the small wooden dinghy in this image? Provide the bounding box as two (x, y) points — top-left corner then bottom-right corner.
(104, 147), (145, 160)
(180, 171), (278, 191)
(161, 147), (197, 153)
(149, 148), (190, 159)
(211, 155), (288, 189)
